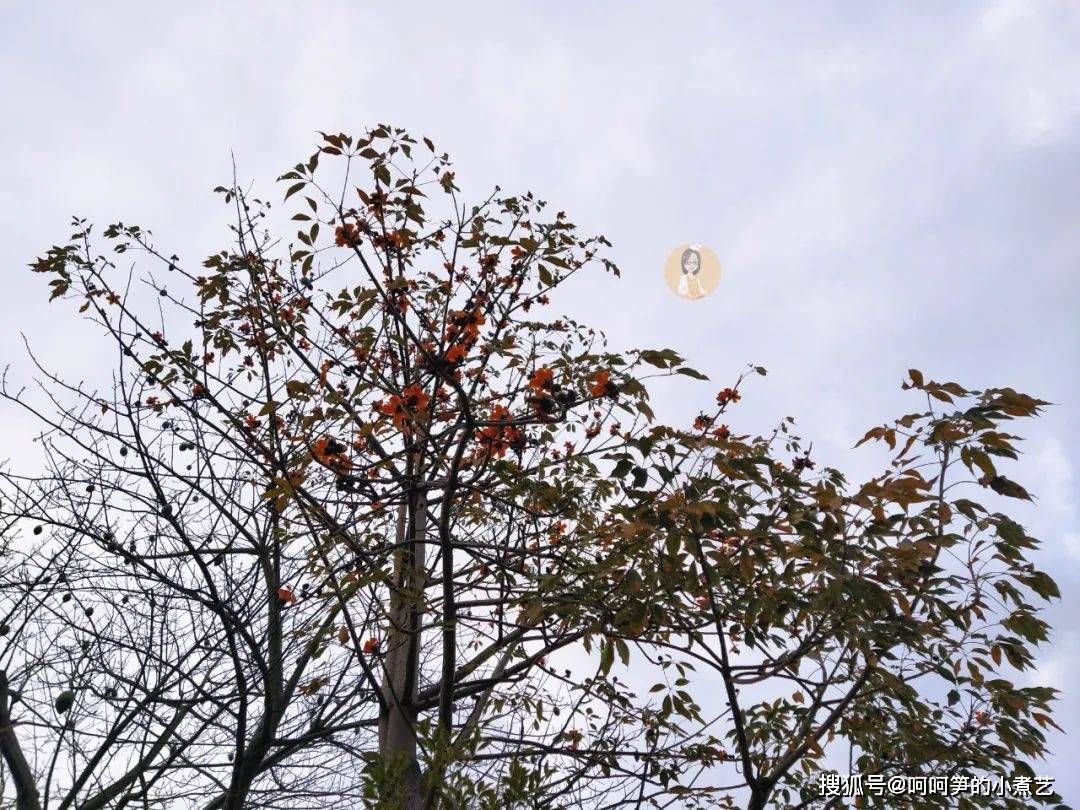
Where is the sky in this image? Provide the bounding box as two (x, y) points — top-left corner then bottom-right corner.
(1, 0), (1077, 800)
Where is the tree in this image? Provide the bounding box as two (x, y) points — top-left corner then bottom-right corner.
(0, 126), (1066, 809)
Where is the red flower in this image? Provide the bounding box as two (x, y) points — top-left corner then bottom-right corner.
(402, 384), (430, 412)
(548, 522), (567, 545)
(362, 637), (380, 654)
(312, 435), (352, 472)
(445, 343), (468, 364)
(377, 385), (430, 428)
(716, 387), (741, 406)
(447, 309), (485, 343)
(527, 367), (554, 391)
(589, 370), (618, 399)
(334, 222), (362, 248)
(474, 405), (521, 458)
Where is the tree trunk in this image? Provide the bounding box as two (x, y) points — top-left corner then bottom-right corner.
(378, 498), (427, 806)
(0, 671), (42, 810)
(747, 784), (771, 810)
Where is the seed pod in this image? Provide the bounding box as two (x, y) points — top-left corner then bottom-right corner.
(54, 689), (76, 714)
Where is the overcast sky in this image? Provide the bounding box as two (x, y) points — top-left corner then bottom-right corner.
(2, 0), (1077, 799)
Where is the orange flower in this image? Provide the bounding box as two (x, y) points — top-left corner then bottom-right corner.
(277, 587), (296, 606)
(376, 398), (398, 422)
(313, 436), (352, 472)
(445, 343), (468, 364)
(334, 222), (362, 248)
(377, 385), (430, 429)
(548, 522), (567, 545)
(527, 368), (555, 391)
(402, 384), (430, 412)
(475, 425), (502, 455)
(447, 309), (485, 343)
(588, 370), (617, 398)
(474, 405), (519, 459)
(716, 387), (741, 406)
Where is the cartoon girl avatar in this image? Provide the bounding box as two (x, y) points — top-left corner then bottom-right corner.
(677, 244), (706, 299)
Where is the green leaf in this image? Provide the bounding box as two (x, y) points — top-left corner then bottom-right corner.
(286, 380), (313, 400)
(987, 475), (1033, 501)
(677, 367), (709, 380)
(599, 639), (614, 675)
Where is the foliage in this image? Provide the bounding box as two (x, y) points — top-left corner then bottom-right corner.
(0, 127), (1066, 809)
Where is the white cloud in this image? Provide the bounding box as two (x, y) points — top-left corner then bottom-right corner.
(1063, 533), (1080, 561)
